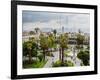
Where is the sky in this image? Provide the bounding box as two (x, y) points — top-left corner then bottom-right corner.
(22, 10), (90, 33)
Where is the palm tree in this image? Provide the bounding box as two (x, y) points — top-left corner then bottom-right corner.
(29, 31), (35, 35)
(39, 34), (48, 61)
(26, 41), (33, 64)
(34, 27), (40, 34)
(59, 34), (68, 65)
(76, 33), (85, 50)
(53, 29), (57, 39)
(23, 42), (28, 57)
(48, 34), (55, 49)
(30, 37), (40, 60)
(23, 37), (39, 64)
(31, 42), (38, 61)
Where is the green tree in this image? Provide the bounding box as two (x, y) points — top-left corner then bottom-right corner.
(53, 29), (57, 39)
(77, 50), (89, 66)
(26, 41), (33, 64)
(76, 33), (85, 49)
(31, 42), (38, 60)
(46, 34), (56, 58)
(39, 34), (49, 61)
(59, 34), (68, 65)
(23, 42), (28, 57)
(30, 37), (39, 61)
(29, 31), (35, 35)
(34, 27), (40, 33)
(48, 34), (55, 48)
(23, 39), (38, 64)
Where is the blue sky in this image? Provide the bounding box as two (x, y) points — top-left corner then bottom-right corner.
(22, 10), (90, 33)
(22, 11), (68, 23)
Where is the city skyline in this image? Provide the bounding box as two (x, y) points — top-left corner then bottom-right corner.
(22, 11), (90, 33)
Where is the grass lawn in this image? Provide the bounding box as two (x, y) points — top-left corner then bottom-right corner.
(64, 50), (71, 57)
(52, 60), (74, 67)
(23, 59), (47, 68)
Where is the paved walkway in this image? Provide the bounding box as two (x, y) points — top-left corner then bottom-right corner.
(64, 48), (82, 66)
(44, 51), (59, 68)
(44, 46), (83, 67)
(43, 56), (52, 68)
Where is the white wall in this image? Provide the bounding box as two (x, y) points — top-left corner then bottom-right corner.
(0, 0), (99, 80)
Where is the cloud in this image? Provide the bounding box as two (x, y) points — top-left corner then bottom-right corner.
(22, 11), (90, 33)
